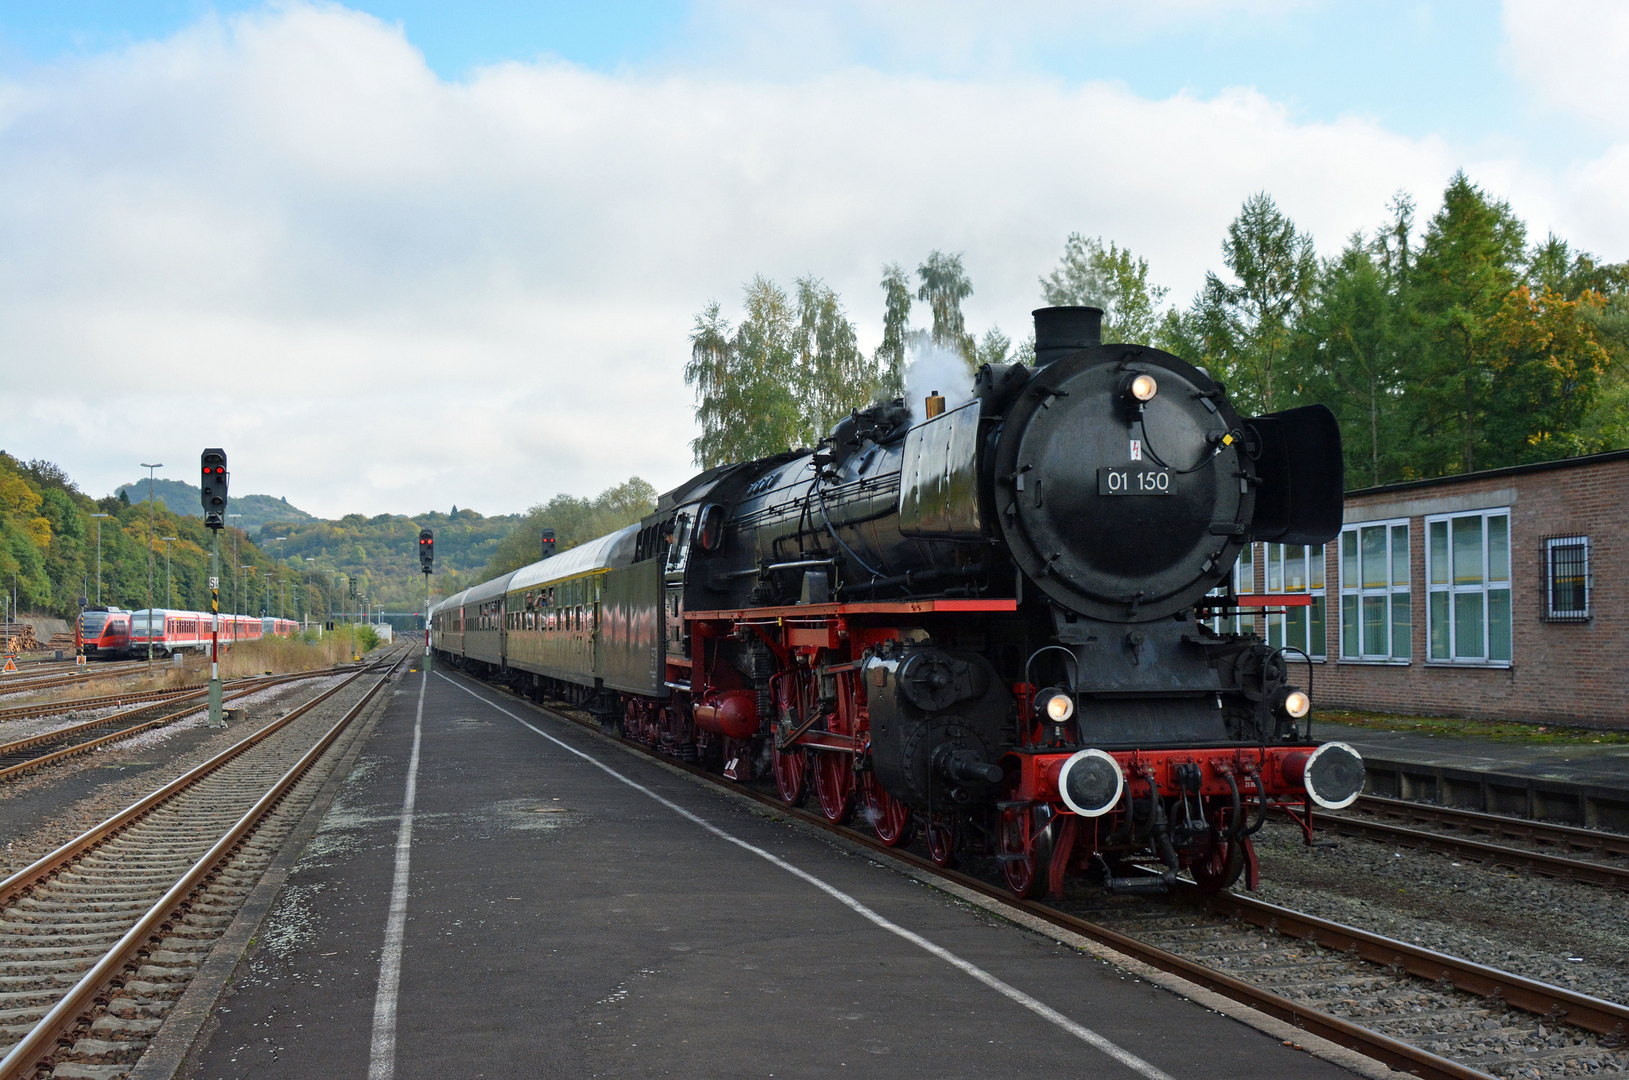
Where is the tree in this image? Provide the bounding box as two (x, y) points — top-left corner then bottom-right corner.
(975, 327), (1012, 367)
(917, 251), (975, 365)
(685, 280), (805, 467)
(1189, 194), (1318, 416)
(875, 263), (912, 399)
(686, 275), (877, 466)
(1289, 234), (1411, 486)
(482, 477), (657, 579)
(1482, 285), (1613, 464)
(1408, 172), (1529, 475)
(795, 275), (879, 438)
(1040, 234), (1169, 343)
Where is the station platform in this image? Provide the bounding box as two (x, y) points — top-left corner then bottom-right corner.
(178, 668), (1360, 1080)
(1316, 718), (1629, 829)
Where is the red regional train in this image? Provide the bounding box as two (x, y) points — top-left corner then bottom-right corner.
(80, 607), (299, 658)
(77, 607), (131, 658)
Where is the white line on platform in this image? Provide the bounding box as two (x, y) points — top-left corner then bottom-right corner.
(441, 674), (1175, 1080)
(368, 670), (426, 1080)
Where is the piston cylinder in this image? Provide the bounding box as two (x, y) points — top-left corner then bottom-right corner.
(692, 690), (761, 740)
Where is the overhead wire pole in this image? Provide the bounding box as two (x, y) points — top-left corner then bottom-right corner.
(89, 515), (109, 604)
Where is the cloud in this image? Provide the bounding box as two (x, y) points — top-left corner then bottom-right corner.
(1, 3), (1613, 518)
(1503, 0), (1629, 134)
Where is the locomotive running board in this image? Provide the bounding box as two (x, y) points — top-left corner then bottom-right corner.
(686, 598), (1018, 620)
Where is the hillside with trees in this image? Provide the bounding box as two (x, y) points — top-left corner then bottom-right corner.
(1, 449), (656, 624)
(116, 478), (317, 531)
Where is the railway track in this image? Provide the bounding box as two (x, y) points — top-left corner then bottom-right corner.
(1329, 794), (1629, 860)
(476, 679), (1627, 1080)
(0, 647), (407, 1079)
(0, 666), (369, 726)
(0, 665), (373, 782)
(0, 662), (148, 697)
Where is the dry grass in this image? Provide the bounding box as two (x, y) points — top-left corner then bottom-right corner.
(216, 629), (376, 678)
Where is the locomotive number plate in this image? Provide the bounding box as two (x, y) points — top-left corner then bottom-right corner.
(1098, 466), (1172, 495)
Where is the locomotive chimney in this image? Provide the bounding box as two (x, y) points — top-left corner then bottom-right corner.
(1032, 306), (1103, 364)
(924, 390), (946, 419)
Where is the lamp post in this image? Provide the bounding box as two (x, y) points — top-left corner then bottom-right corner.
(162, 536), (178, 609)
(139, 462), (163, 674)
(89, 514), (110, 604)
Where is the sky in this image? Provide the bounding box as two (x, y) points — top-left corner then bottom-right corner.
(3, 1), (1628, 518)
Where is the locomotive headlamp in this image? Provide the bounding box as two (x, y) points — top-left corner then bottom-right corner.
(1057, 749), (1125, 818)
(1039, 688), (1075, 722)
(1281, 689), (1311, 719)
(1129, 373), (1158, 402)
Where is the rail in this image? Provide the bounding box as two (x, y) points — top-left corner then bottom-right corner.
(0, 649), (407, 1079)
(0, 664), (371, 781)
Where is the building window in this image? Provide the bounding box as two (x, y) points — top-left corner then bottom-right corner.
(1340, 520), (1410, 661)
(1426, 510), (1511, 664)
(1264, 543), (1326, 658)
(1544, 535), (1590, 623)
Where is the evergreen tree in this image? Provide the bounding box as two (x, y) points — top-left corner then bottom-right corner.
(1289, 234), (1410, 486)
(1408, 172), (1529, 475)
(1190, 193), (1318, 416)
(975, 327), (1012, 368)
(1039, 234), (1168, 342)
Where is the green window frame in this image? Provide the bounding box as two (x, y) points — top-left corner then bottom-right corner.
(1426, 510), (1511, 665)
(1339, 520), (1411, 662)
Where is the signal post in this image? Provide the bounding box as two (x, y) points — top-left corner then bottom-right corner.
(419, 527), (434, 672)
(201, 449), (229, 727)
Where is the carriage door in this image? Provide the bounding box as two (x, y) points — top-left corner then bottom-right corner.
(664, 511), (693, 670)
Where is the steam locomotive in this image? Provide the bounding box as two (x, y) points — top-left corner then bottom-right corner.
(431, 306), (1364, 897)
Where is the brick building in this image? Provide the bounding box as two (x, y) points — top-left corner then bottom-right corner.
(1220, 449), (1628, 728)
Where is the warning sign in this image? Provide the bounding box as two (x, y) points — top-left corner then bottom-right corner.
(2, 657), (16, 673)
(1129, 439), (1143, 461)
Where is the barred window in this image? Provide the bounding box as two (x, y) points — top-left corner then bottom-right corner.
(1545, 536), (1590, 622)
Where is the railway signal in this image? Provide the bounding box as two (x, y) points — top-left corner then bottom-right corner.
(200, 446), (228, 729)
(419, 527), (434, 672)
(541, 528), (556, 560)
(200, 449), (229, 530)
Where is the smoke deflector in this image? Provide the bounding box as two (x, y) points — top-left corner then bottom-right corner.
(1246, 404), (1344, 546)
